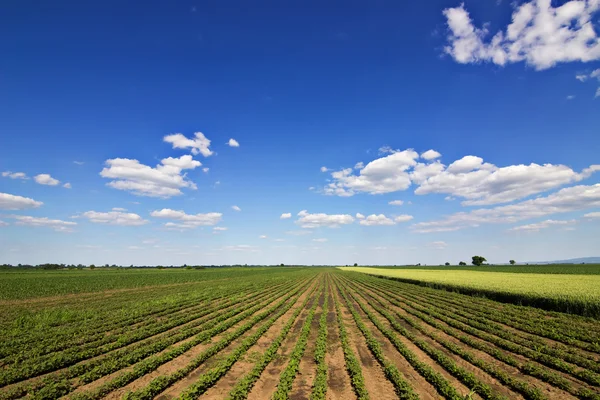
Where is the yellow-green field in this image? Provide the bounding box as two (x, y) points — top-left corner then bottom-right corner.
(339, 267), (600, 316)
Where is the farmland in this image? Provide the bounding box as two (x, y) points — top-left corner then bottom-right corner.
(1, 268), (599, 400)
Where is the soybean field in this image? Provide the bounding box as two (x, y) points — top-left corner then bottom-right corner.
(1, 268), (599, 400)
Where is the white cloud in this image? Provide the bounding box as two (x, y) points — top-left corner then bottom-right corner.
(378, 146), (397, 155)
(584, 211), (600, 218)
(320, 166), (329, 172)
(63, 183), (72, 189)
(163, 132), (213, 157)
(81, 210), (149, 226)
(203, 168), (210, 173)
(0, 193), (43, 210)
(296, 210), (355, 228)
(227, 138), (240, 147)
(389, 200), (404, 206)
(11, 215), (76, 232)
(576, 69), (600, 97)
(354, 162), (364, 170)
(323, 150), (597, 205)
(73, 161), (84, 165)
(416, 159), (598, 205)
(112, 207), (127, 211)
(259, 235), (268, 239)
(566, 95), (576, 100)
(232, 205), (241, 212)
(443, 1), (600, 70)
(151, 208), (223, 229)
(34, 174), (60, 186)
(100, 155), (201, 198)
(421, 150), (441, 160)
(280, 213), (292, 219)
(412, 183), (600, 233)
(274, 238), (285, 242)
(510, 219), (577, 232)
(213, 226), (228, 231)
(356, 213), (366, 219)
(128, 246), (144, 250)
(324, 150), (420, 196)
(394, 214), (414, 223)
(312, 238), (328, 242)
(2, 171), (28, 180)
(359, 214), (396, 226)
(0, 220), (8, 226)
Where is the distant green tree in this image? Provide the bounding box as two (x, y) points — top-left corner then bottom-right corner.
(458, 261), (467, 266)
(280, 263), (284, 267)
(445, 262), (450, 266)
(354, 263), (358, 267)
(472, 256), (487, 266)
(157, 265), (165, 269)
(89, 264), (96, 270)
(509, 259), (516, 265)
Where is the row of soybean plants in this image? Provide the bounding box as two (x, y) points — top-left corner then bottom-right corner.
(342, 273), (600, 400)
(1, 277), (310, 400)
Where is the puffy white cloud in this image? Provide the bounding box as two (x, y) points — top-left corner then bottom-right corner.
(420, 150), (441, 160)
(416, 159), (598, 206)
(213, 226), (228, 231)
(34, 174), (60, 186)
(355, 213), (366, 219)
(566, 95), (576, 100)
(203, 168), (210, 173)
(232, 205), (241, 212)
(443, 1), (600, 70)
(378, 146), (397, 155)
(394, 214), (414, 223)
(510, 219), (577, 232)
(312, 238), (328, 242)
(259, 235), (268, 239)
(320, 166), (329, 172)
(274, 238), (285, 242)
(2, 171), (28, 180)
(112, 207), (127, 211)
(584, 211), (600, 218)
(280, 213), (292, 219)
(163, 132), (213, 157)
(100, 155), (201, 198)
(11, 215), (76, 232)
(324, 150), (420, 196)
(323, 149), (597, 205)
(354, 162), (365, 170)
(357, 213), (414, 226)
(0, 193), (43, 210)
(412, 183), (600, 233)
(389, 200), (404, 206)
(63, 183), (72, 189)
(227, 138), (240, 147)
(296, 210), (354, 228)
(151, 208), (223, 229)
(81, 210), (149, 226)
(359, 214), (395, 226)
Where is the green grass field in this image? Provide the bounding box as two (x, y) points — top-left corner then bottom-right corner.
(340, 265), (600, 317)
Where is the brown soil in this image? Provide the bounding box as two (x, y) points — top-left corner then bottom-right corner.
(331, 284), (396, 400)
(324, 290), (356, 400)
(247, 287), (320, 400)
(289, 289), (325, 400)
(199, 282), (317, 399)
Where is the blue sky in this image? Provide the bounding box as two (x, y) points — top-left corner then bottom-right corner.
(1, 0), (599, 266)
